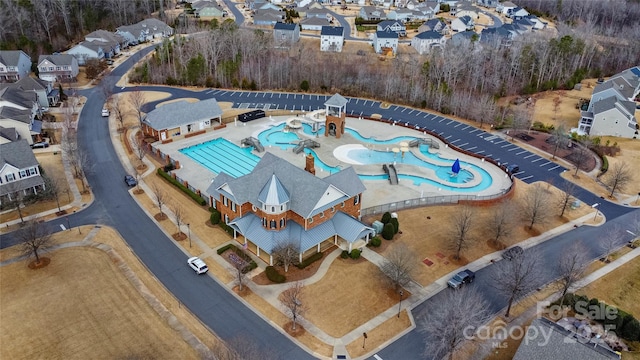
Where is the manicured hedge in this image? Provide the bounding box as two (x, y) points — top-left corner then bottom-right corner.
(210, 209), (221, 225)
(265, 266), (286, 283)
(350, 249), (361, 259)
(157, 169), (206, 205)
(216, 244), (257, 273)
(390, 217), (399, 234)
(341, 250), (349, 259)
(217, 244), (233, 255)
(381, 212), (391, 224)
(370, 236), (382, 247)
(600, 155), (609, 174)
(218, 222), (235, 236)
(382, 223), (395, 240)
(297, 252), (323, 269)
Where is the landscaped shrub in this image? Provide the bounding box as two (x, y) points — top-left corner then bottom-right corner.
(297, 252), (323, 269)
(157, 169), (206, 205)
(600, 155), (609, 174)
(350, 249), (361, 259)
(230, 245), (257, 273)
(210, 209), (221, 225)
(341, 250), (349, 259)
(163, 163), (175, 172)
(219, 222), (235, 236)
(382, 223), (395, 240)
(370, 236), (382, 247)
(390, 217), (399, 234)
(217, 244), (233, 255)
(622, 318), (640, 341)
(265, 266), (286, 283)
(381, 212), (391, 224)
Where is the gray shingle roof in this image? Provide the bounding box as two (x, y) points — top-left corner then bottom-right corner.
(0, 50), (30, 66)
(0, 87), (37, 109)
(513, 318), (620, 360)
(415, 30), (443, 40)
(376, 30), (398, 39)
(207, 152), (363, 218)
(258, 174), (290, 205)
(0, 139), (38, 170)
(274, 22), (297, 31)
(592, 96), (636, 116)
(320, 26), (344, 36)
(142, 98), (223, 130)
(10, 77), (49, 92)
(85, 30), (125, 44)
(0, 106), (32, 124)
(0, 126), (19, 142)
(38, 54), (76, 67)
(302, 18), (331, 27)
(325, 93), (348, 108)
(593, 77), (635, 100)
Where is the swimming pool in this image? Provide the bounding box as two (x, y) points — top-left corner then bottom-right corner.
(179, 138), (260, 178)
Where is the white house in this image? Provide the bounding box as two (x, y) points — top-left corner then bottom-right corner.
(0, 50), (32, 83)
(577, 66), (640, 138)
(0, 106), (40, 145)
(66, 41), (105, 65)
(141, 98), (223, 142)
(85, 29), (128, 56)
(496, 1), (517, 15)
(116, 18), (173, 45)
(300, 17), (331, 31)
(359, 6), (386, 21)
(411, 30), (446, 55)
(377, 20), (406, 37)
(508, 7), (530, 19)
(37, 54), (79, 83)
(451, 15), (475, 32)
(273, 22), (300, 48)
(373, 30), (398, 55)
(7, 77), (55, 110)
(0, 139), (46, 205)
(0, 86), (39, 120)
(320, 26), (344, 52)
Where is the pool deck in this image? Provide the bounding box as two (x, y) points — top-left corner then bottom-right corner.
(154, 116), (513, 209)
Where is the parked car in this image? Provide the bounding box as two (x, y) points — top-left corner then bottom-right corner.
(31, 142), (49, 149)
(187, 257), (209, 274)
(447, 269), (475, 289)
(506, 164), (520, 174)
(101, 108), (109, 117)
(124, 175), (137, 187)
(502, 246), (524, 260)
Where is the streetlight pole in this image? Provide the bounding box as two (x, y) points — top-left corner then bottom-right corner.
(397, 290), (404, 318)
(592, 203), (600, 221)
(187, 223), (191, 248)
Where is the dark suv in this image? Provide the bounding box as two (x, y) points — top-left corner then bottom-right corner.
(447, 269), (475, 289)
(506, 164), (520, 174)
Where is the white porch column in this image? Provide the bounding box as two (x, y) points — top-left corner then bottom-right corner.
(317, 243), (321, 253)
(257, 246), (260, 256)
(299, 253), (303, 263)
(269, 255), (273, 266)
(348, 242), (352, 252)
(334, 234), (338, 244)
(233, 230), (237, 239)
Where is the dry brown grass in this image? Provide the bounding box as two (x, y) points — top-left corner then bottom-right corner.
(302, 258), (402, 338)
(344, 311), (411, 358)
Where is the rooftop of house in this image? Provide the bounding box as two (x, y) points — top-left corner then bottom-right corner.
(274, 22), (298, 31)
(142, 98), (223, 130)
(320, 26), (344, 36)
(0, 87), (37, 109)
(38, 54), (77, 67)
(513, 318), (621, 360)
(0, 106), (32, 124)
(8, 76), (50, 92)
(0, 126), (19, 142)
(376, 30), (399, 39)
(85, 29), (126, 44)
(0, 50), (31, 66)
(415, 30), (444, 40)
(593, 77), (636, 100)
(0, 139), (39, 170)
(301, 17), (331, 26)
(592, 96), (637, 117)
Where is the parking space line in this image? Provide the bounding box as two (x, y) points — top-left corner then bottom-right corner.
(531, 158), (543, 163)
(454, 123), (462, 128)
(458, 142), (468, 147)
(548, 165), (560, 171)
(501, 143), (512, 148)
(485, 154), (493, 158)
(446, 120), (453, 125)
(450, 138), (460, 143)
(519, 175), (533, 181)
(401, 107), (407, 113)
(476, 150), (485, 154)
(524, 154), (535, 159)
(439, 118), (445, 123)
(468, 128), (479, 134)
(507, 147), (519, 151)
(516, 150), (528, 155)
(466, 146), (476, 151)
(539, 162), (552, 167)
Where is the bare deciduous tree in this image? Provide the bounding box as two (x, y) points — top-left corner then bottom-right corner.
(380, 243), (418, 292)
(521, 183), (552, 230)
(42, 175), (63, 212)
(557, 180), (577, 218)
(4, 181), (26, 223)
(557, 242), (588, 307)
(551, 125), (569, 160)
(273, 241), (298, 272)
(133, 136), (148, 169)
(420, 287), (491, 360)
(602, 162), (633, 198)
(572, 139), (592, 176)
(486, 201), (516, 248)
(152, 183), (166, 220)
(281, 281), (305, 330)
(171, 203), (185, 238)
(113, 95), (128, 131)
(212, 335), (275, 360)
(232, 253), (249, 292)
(448, 206), (475, 260)
(490, 250), (543, 317)
(127, 90), (146, 126)
(17, 218), (53, 265)
(600, 225), (622, 263)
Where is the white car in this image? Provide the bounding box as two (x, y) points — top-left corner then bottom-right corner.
(187, 257), (208, 274)
(101, 108), (109, 117)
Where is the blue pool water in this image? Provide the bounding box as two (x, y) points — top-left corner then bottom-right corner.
(179, 138), (260, 178)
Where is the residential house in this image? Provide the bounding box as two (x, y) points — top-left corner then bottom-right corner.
(138, 18), (174, 38)
(526, 15), (548, 30)
(404, 0), (420, 10)
(256, 2), (282, 11)
(451, 15), (474, 32)
(0, 126), (20, 144)
(253, 9), (284, 26)
(0, 86), (39, 121)
(206, 151), (375, 265)
(512, 17), (535, 32)
(85, 30), (128, 56)
(496, 1), (517, 15)
(66, 41), (105, 65)
(294, 0), (313, 8)
(295, 1), (323, 17)
(508, 7), (530, 19)
(513, 318), (621, 360)
(0, 139), (46, 205)
(273, 22), (300, 47)
(0, 106), (40, 145)
(418, 18), (449, 35)
(245, 0), (267, 10)
(480, 26), (514, 46)
(0, 50), (32, 83)
(141, 98), (223, 142)
(411, 31), (446, 55)
(37, 54), (79, 83)
(386, 8), (414, 22)
(300, 17), (331, 31)
(320, 26), (345, 52)
(477, 0), (498, 8)
(7, 77), (57, 110)
(450, 30), (479, 46)
(306, 8), (332, 20)
(116, 18), (173, 45)
(191, 0), (225, 17)
(359, 6), (386, 21)
(377, 20), (406, 37)
(456, 8), (478, 19)
(373, 30), (398, 55)
(577, 66), (640, 138)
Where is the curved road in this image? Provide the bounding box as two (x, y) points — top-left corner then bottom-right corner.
(2, 44), (638, 359)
